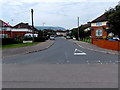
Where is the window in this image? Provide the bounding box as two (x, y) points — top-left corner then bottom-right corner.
(0, 34), (8, 38)
(96, 22), (102, 26)
(96, 30), (102, 36)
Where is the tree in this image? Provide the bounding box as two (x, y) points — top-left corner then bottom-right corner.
(71, 28), (78, 40)
(105, 2), (120, 37)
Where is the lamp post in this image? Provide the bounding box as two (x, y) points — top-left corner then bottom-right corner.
(78, 17), (80, 40)
(31, 9), (34, 41)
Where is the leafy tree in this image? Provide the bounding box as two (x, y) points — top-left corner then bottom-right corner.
(71, 26), (91, 40)
(105, 2), (120, 37)
(71, 28), (78, 40)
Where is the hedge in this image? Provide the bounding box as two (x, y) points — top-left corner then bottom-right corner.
(1, 36), (47, 45)
(1, 38), (17, 45)
(34, 37), (46, 42)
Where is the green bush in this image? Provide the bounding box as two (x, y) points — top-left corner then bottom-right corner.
(102, 36), (107, 40)
(1, 38), (17, 45)
(23, 37), (33, 41)
(34, 37), (46, 42)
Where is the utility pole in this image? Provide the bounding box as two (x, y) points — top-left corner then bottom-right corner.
(31, 9), (34, 41)
(78, 17), (80, 40)
(11, 19), (13, 38)
(43, 22), (45, 26)
(43, 22), (45, 37)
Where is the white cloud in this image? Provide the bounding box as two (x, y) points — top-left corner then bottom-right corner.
(0, 0), (119, 29)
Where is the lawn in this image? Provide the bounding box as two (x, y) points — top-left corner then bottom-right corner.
(82, 38), (92, 43)
(2, 42), (40, 49)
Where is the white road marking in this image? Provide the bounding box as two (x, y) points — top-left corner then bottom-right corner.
(67, 60), (70, 63)
(115, 61), (120, 62)
(74, 49), (86, 56)
(65, 52), (68, 59)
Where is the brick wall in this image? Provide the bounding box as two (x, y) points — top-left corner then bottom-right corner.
(92, 39), (120, 51)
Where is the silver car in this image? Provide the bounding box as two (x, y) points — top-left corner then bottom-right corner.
(50, 35), (55, 40)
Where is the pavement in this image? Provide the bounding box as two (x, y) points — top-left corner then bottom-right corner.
(2, 40), (54, 58)
(69, 39), (119, 55)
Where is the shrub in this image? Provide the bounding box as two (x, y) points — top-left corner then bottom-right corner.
(34, 36), (46, 42)
(23, 37), (33, 41)
(102, 36), (107, 40)
(1, 38), (17, 45)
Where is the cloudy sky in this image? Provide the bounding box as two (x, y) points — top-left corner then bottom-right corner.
(0, 0), (119, 29)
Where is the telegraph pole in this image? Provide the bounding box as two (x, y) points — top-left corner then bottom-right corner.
(78, 17), (80, 40)
(31, 9), (34, 41)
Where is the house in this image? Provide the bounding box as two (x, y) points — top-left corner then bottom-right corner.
(0, 20), (12, 38)
(81, 22), (91, 38)
(0, 20), (38, 38)
(56, 30), (67, 36)
(91, 13), (108, 39)
(90, 14), (119, 51)
(12, 22), (33, 38)
(82, 22), (91, 32)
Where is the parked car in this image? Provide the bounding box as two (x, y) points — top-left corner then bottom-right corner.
(50, 35), (55, 40)
(113, 37), (119, 41)
(73, 37), (76, 40)
(24, 33), (38, 37)
(66, 36), (71, 39)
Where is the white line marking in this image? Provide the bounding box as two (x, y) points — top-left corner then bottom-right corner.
(65, 52), (68, 59)
(74, 49), (86, 56)
(67, 61), (70, 63)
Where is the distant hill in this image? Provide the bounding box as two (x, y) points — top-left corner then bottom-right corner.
(35, 26), (66, 31)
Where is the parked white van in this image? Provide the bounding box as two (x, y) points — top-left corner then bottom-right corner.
(24, 33), (38, 37)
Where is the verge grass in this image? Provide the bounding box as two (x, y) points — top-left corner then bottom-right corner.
(2, 42), (40, 49)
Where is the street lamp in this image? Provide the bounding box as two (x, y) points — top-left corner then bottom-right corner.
(78, 17), (80, 40)
(31, 9), (34, 41)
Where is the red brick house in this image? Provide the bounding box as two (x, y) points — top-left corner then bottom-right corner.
(91, 13), (108, 39)
(12, 22), (33, 38)
(0, 20), (12, 38)
(0, 20), (38, 38)
(90, 14), (120, 51)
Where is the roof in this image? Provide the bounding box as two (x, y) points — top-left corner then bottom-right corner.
(13, 22), (31, 29)
(0, 19), (12, 27)
(13, 22), (37, 30)
(91, 13), (108, 23)
(81, 22), (91, 28)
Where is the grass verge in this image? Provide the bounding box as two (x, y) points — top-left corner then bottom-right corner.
(81, 38), (92, 43)
(1, 42), (40, 49)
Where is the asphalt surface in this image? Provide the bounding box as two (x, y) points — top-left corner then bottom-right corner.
(3, 37), (118, 64)
(2, 37), (118, 88)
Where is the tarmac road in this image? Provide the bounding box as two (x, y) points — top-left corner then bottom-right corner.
(3, 37), (118, 64)
(2, 37), (118, 88)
